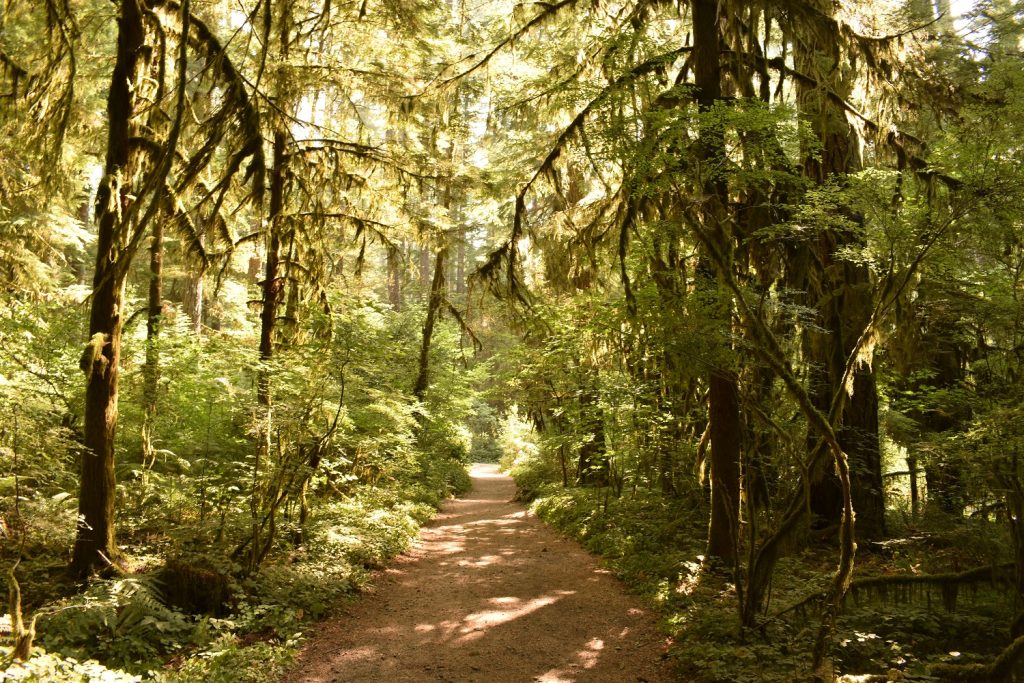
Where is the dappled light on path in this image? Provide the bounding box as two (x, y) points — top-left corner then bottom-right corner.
(287, 464), (672, 682)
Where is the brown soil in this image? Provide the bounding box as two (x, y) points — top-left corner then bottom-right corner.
(285, 464), (675, 682)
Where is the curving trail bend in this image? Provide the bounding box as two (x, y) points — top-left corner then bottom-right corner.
(286, 463), (674, 683)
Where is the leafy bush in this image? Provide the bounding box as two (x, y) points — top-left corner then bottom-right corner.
(466, 399), (503, 463)
(498, 408), (561, 500)
(413, 457), (472, 505)
(1, 263), (482, 682)
(35, 576), (198, 671)
(530, 488), (705, 598)
(0, 646), (141, 682)
(165, 635), (298, 683)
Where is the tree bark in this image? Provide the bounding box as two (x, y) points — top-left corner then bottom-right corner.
(282, 232), (301, 346)
(419, 247), (431, 294)
(413, 248), (446, 401)
(387, 244), (402, 310)
(693, 0), (741, 563)
(842, 363), (885, 535)
(456, 232), (466, 297)
(707, 371), (741, 560)
(71, 0), (148, 577)
(141, 220), (164, 465)
(246, 2), (296, 576)
(908, 453), (920, 516)
(796, 10), (886, 540)
(258, 128), (287, 407)
(576, 374), (609, 487)
(183, 233), (204, 334)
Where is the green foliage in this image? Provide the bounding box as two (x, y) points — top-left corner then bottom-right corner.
(307, 493), (427, 571)
(0, 296), (84, 501)
(835, 594), (1014, 677)
(530, 488), (705, 598)
(165, 636), (297, 683)
(497, 407), (558, 500)
(465, 398), (502, 463)
(0, 646), (141, 682)
(412, 457), (473, 506)
(527, 478), (1021, 680)
(35, 576), (196, 670)
(2, 285), (477, 679)
(4, 470), (451, 680)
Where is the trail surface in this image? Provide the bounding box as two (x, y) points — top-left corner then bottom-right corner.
(286, 464), (674, 682)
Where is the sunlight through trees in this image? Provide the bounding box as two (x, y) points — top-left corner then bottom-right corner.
(2, 0), (1023, 679)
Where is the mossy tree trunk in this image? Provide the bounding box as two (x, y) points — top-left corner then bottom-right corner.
(72, 0), (150, 578)
(182, 231), (205, 334)
(258, 127), (287, 407)
(576, 370), (609, 487)
(692, 0), (741, 564)
(413, 247), (447, 402)
(141, 220), (164, 467)
(250, 2), (294, 575)
(796, 8), (886, 541)
(387, 244), (403, 310)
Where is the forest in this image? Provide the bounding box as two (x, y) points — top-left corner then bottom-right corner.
(1, 0), (1022, 680)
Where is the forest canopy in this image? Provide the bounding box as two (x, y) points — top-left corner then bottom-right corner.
(2, 0), (1024, 680)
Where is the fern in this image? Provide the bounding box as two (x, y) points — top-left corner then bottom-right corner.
(36, 576), (195, 671)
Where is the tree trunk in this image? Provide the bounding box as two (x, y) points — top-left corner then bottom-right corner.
(796, 12), (886, 540)
(692, 0), (741, 563)
(282, 232), (301, 346)
(141, 221), (164, 466)
(576, 375), (609, 487)
(821, 238), (887, 540)
(419, 247), (431, 294)
(258, 128), (287, 407)
(387, 244), (402, 310)
(183, 233), (204, 334)
(71, 0), (148, 577)
(842, 363), (885, 536)
(456, 232), (466, 297)
(803, 254), (886, 539)
(246, 5), (296, 575)
(707, 372), (741, 561)
(75, 199), (90, 285)
(908, 453), (920, 517)
(183, 274), (203, 334)
(413, 248), (446, 401)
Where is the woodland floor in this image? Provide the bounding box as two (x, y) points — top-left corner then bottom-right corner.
(285, 463), (675, 683)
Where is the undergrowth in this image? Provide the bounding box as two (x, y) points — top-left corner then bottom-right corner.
(2, 461), (470, 682)
(527, 484), (1018, 681)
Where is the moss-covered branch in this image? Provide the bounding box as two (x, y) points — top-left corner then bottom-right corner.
(930, 633), (1024, 681)
(775, 563), (1017, 620)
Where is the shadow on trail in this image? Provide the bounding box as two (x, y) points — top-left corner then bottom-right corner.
(288, 464), (671, 683)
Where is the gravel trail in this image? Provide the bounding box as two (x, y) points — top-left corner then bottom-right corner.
(286, 463), (674, 682)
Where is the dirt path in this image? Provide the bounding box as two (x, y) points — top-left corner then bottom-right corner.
(286, 464), (675, 683)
